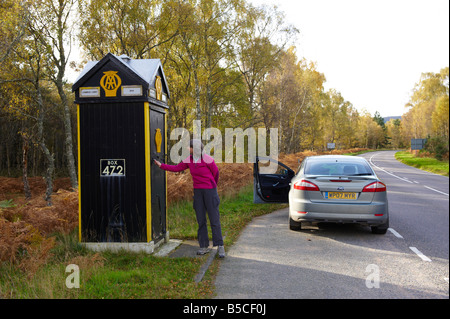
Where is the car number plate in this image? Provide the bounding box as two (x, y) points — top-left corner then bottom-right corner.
(324, 192), (357, 200)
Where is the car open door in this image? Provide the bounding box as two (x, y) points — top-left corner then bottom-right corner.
(253, 156), (295, 203)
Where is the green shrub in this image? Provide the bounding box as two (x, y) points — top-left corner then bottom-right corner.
(424, 136), (449, 161)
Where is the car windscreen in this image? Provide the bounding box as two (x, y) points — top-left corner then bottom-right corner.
(304, 160), (374, 176)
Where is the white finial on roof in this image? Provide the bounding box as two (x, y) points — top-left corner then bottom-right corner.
(118, 54), (131, 62)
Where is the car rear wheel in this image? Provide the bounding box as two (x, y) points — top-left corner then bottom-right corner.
(289, 218), (302, 231)
(371, 219), (389, 234)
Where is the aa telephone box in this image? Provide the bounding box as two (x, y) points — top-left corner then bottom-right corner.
(72, 53), (169, 251)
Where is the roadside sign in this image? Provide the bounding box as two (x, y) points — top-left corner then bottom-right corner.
(411, 139), (427, 150)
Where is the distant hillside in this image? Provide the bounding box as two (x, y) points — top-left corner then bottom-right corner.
(383, 116), (402, 123)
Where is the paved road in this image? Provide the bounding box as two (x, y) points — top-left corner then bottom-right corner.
(214, 151), (449, 299)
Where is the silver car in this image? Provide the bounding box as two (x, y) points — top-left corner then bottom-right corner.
(253, 155), (389, 234)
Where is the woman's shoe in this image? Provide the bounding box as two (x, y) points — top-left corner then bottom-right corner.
(218, 245), (225, 258)
(197, 247), (210, 255)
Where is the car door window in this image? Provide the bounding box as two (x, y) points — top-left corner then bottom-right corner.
(257, 158), (293, 176)
(254, 157), (294, 203)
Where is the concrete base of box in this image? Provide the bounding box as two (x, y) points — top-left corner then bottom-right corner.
(82, 232), (169, 254)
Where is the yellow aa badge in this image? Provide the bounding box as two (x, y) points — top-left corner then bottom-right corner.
(155, 76), (162, 101)
(155, 128), (162, 153)
(100, 71), (122, 97)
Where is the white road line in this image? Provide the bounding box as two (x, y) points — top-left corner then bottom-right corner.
(445, 278), (449, 284)
(424, 185), (449, 196)
(369, 154), (449, 197)
(388, 228), (404, 239)
(369, 154), (413, 184)
(409, 247), (432, 262)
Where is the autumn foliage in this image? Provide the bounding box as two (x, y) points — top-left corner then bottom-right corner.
(0, 177), (77, 275)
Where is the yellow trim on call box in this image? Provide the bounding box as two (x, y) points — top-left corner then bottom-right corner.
(144, 102), (152, 242)
(77, 104), (82, 242)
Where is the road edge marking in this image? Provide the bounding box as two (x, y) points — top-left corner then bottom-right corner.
(424, 185), (449, 196)
(410, 247), (432, 262)
(388, 228), (404, 239)
(369, 153), (413, 184)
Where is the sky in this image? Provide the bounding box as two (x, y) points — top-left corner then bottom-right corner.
(251, 0), (449, 117)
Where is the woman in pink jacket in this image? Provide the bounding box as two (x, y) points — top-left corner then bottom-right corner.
(154, 139), (225, 258)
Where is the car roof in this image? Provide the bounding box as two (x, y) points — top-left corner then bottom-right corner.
(305, 155), (368, 162)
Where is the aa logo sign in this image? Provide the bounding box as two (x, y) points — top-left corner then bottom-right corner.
(100, 71), (122, 97)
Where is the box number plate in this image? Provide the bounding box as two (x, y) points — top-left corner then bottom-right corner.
(100, 159), (125, 176)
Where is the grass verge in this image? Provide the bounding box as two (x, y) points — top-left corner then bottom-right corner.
(0, 184), (284, 299)
(395, 151), (449, 176)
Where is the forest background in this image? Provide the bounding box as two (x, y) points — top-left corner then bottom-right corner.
(0, 0), (449, 205)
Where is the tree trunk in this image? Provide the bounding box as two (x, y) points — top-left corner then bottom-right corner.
(55, 16), (78, 189)
(206, 84), (212, 129)
(193, 67), (202, 121)
(57, 82), (78, 189)
(21, 133), (31, 200)
(48, 0), (78, 189)
(181, 31), (202, 122)
(36, 85), (54, 206)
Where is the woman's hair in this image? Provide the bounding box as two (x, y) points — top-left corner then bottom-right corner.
(190, 139), (204, 151)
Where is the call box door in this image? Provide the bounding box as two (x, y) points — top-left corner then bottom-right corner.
(150, 108), (166, 241)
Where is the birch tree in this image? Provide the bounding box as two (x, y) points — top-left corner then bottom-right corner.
(29, 0), (78, 188)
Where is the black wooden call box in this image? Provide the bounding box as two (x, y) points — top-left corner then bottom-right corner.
(72, 53), (169, 252)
